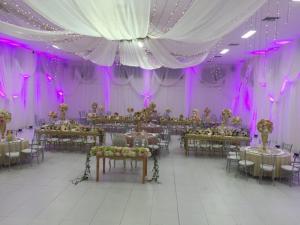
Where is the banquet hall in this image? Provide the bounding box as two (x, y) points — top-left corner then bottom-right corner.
(1, 0), (300, 225)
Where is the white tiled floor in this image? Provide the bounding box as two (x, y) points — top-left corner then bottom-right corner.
(0, 131), (300, 225)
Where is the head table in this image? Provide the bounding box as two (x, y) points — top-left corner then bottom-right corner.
(240, 146), (291, 177)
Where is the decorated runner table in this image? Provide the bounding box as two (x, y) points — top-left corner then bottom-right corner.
(240, 146), (291, 177)
(124, 132), (158, 147)
(35, 129), (104, 145)
(184, 134), (250, 156)
(92, 146), (150, 183)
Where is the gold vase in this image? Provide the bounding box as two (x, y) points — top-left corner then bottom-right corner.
(261, 131), (269, 151)
(60, 111), (66, 120)
(0, 123), (6, 139)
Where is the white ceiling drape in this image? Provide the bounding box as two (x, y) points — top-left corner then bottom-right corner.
(0, 0), (266, 69)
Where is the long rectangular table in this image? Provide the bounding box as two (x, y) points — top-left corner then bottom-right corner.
(35, 129), (104, 145)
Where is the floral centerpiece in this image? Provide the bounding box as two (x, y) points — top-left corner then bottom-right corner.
(232, 116), (242, 126)
(48, 111), (57, 123)
(221, 109), (232, 126)
(98, 104), (105, 115)
(59, 103), (68, 120)
(0, 110), (12, 139)
(257, 119), (273, 151)
(191, 109), (200, 123)
(91, 102), (98, 113)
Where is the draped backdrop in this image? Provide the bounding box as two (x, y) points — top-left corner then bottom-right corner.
(1, 39), (300, 149)
(0, 0), (266, 69)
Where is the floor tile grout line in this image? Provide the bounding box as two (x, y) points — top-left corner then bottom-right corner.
(172, 151), (181, 225)
(88, 187), (111, 225)
(118, 185), (134, 225)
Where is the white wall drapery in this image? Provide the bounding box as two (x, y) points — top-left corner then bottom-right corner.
(237, 40), (300, 149)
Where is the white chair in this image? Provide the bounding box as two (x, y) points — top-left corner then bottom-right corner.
(226, 149), (240, 172)
(259, 153), (276, 185)
(5, 141), (22, 168)
(21, 140), (43, 165)
(280, 154), (300, 186)
(237, 150), (255, 178)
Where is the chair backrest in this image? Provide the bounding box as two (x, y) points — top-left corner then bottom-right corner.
(112, 134), (127, 147)
(260, 153), (276, 169)
(282, 142), (293, 153)
(133, 137), (148, 147)
(292, 153), (300, 169)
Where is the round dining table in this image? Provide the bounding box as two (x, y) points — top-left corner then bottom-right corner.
(240, 146), (291, 177)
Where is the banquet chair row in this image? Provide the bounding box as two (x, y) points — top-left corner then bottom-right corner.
(227, 149), (300, 186)
(0, 140), (44, 168)
(40, 135), (96, 152)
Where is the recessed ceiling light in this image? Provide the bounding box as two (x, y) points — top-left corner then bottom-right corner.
(241, 30), (256, 39)
(137, 40), (144, 48)
(292, 0), (300, 2)
(52, 44), (60, 49)
(220, 49), (229, 55)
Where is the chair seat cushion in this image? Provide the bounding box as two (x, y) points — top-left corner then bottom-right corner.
(260, 164), (274, 172)
(5, 152), (20, 157)
(239, 160), (254, 166)
(148, 145), (159, 150)
(227, 155), (240, 160)
(48, 138), (58, 142)
(212, 144), (223, 148)
(281, 165), (300, 172)
(21, 148), (37, 154)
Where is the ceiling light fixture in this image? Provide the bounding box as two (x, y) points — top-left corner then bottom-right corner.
(52, 44), (60, 49)
(241, 30), (256, 39)
(220, 49), (229, 55)
(137, 40), (144, 48)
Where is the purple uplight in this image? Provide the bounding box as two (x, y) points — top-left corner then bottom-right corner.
(0, 90), (6, 97)
(269, 95), (275, 103)
(280, 79), (289, 94)
(57, 90), (64, 96)
(46, 74), (53, 81)
(274, 39), (292, 45)
(12, 94), (19, 99)
(250, 50), (268, 55)
(23, 74), (30, 79)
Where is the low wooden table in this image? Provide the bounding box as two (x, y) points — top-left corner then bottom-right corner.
(96, 152), (148, 183)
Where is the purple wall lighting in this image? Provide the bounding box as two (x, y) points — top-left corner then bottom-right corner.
(46, 74), (53, 81)
(269, 95), (275, 103)
(274, 39), (293, 45)
(23, 74), (30, 79)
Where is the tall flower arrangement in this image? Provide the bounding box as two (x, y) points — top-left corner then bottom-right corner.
(221, 109), (232, 126)
(91, 102), (98, 113)
(59, 103), (68, 120)
(257, 119), (273, 151)
(0, 110), (12, 139)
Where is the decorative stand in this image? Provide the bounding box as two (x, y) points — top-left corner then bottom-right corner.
(147, 148), (160, 183)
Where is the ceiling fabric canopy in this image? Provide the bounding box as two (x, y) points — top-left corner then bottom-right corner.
(0, 0), (266, 69)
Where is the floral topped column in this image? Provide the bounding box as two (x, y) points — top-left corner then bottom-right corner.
(257, 119), (273, 151)
(91, 102), (98, 114)
(221, 109), (232, 126)
(59, 103), (68, 121)
(0, 110), (12, 139)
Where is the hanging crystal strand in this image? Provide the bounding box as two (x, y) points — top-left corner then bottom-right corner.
(285, 0), (291, 25)
(274, 0), (280, 41)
